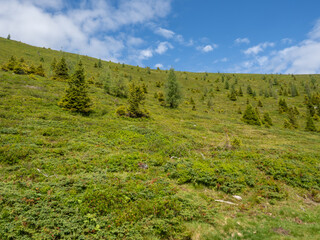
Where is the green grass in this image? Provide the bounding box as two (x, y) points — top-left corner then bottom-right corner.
(1, 37), (320, 239)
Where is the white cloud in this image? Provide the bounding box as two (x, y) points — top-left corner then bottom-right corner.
(155, 27), (175, 39)
(235, 38), (250, 44)
(155, 63), (163, 69)
(233, 21), (320, 74)
(243, 42), (275, 55)
(308, 19), (320, 39)
(214, 57), (228, 64)
(0, 0), (172, 61)
(23, 0), (64, 10)
(281, 38), (293, 45)
(197, 44), (218, 53)
(139, 48), (153, 60)
(203, 45), (213, 52)
(155, 41), (173, 54)
(127, 36), (144, 47)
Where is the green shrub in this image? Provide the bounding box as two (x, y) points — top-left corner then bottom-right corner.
(116, 105), (127, 116)
(0, 144), (32, 164)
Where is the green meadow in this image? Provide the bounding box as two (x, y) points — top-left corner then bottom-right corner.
(1, 37), (320, 239)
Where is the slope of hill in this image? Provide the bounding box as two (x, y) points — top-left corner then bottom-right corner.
(1, 37), (320, 239)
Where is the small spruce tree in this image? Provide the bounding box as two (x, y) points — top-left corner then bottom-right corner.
(284, 107), (298, 129)
(51, 58), (57, 71)
(53, 57), (69, 80)
(305, 115), (317, 132)
(127, 82), (148, 118)
(238, 86), (243, 96)
(247, 85), (253, 95)
(165, 68), (181, 108)
(242, 104), (262, 126)
(229, 89), (237, 101)
(2, 56), (17, 71)
(58, 61), (92, 114)
(263, 112), (273, 126)
(35, 64), (45, 77)
(98, 59), (103, 68)
(278, 98), (288, 113)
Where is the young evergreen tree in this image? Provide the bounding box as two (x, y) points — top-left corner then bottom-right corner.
(263, 112), (273, 126)
(58, 61), (92, 114)
(238, 86), (243, 96)
(35, 64), (45, 77)
(258, 100), (263, 107)
(53, 57), (69, 80)
(51, 58), (57, 71)
(229, 89), (237, 101)
(127, 82), (148, 118)
(305, 115), (317, 132)
(284, 107), (298, 129)
(247, 85), (253, 95)
(165, 68), (181, 108)
(278, 98), (288, 113)
(242, 104), (262, 126)
(2, 56), (17, 71)
(98, 59), (103, 68)
(224, 80), (229, 89)
(112, 78), (127, 98)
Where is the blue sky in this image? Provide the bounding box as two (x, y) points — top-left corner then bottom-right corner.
(1, 0), (320, 74)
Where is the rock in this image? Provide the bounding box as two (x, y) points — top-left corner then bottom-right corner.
(233, 195), (242, 200)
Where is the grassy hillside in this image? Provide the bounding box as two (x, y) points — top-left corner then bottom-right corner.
(1, 37), (320, 239)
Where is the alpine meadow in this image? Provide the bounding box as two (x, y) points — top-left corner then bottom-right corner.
(1, 35), (320, 240)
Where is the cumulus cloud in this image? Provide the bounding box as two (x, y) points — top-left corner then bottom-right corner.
(139, 49), (153, 60)
(308, 19), (320, 40)
(155, 27), (175, 39)
(155, 41), (173, 54)
(235, 38), (250, 44)
(126, 36), (144, 47)
(233, 20), (320, 74)
(243, 42), (275, 55)
(281, 38), (293, 45)
(0, 0), (172, 61)
(154, 63), (164, 69)
(214, 57), (228, 64)
(197, 44), (218, 53)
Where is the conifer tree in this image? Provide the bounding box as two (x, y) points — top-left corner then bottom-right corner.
(98, 59), (103, 68)
(238, 86), (243, 96)
(35, 64), (45, 77)
(305, 115), (317, 132)
(242, 104), (261, 126)
(165, 68), (181, 108)
(263, 112), (273, 126)
(278, 98), (288, 113)
(229, 89), (237, 101)
(258, 100), (263, 107)
(189, 97), (195, 105)
(51, 58), (57, 71)
(127, 82), (148, 118)
(2, 56), (17, 71)
(58, 61), (92, 114)
(284, 107), (298, 129)
(224, 80), (229, 89)
(247, 85), (253, 95)
(53, 57), (69, 80)
(207, 97), (213, 109)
